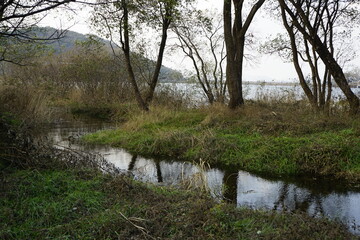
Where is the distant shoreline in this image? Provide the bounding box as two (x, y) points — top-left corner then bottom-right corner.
(165, 80), (360, 88)
(243, 81), (298, 86)
(243, 80), (360, 88)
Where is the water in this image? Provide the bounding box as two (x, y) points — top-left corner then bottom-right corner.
(160, 82), (360, 104)
(47, 121), (360, 235)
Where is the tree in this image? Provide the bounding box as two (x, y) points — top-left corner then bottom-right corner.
(278, 0), (360, 114)
(174, 11), (227, 104)
(265, 0), (359, 112)
(223, 0), (265, 109)
(92, 0), (189, 111)
(0, 0), (75, 64)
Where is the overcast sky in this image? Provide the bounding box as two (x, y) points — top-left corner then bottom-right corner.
(39, 1), (360, 83)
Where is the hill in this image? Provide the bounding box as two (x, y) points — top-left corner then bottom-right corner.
(32, 27), (186, 83)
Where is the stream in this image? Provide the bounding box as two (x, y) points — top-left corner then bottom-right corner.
(47, 120), (360, 235)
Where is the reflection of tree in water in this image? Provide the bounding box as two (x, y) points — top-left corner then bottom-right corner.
(223, 170), (238, 203)
(273, 183), (324, 217)
(126, 155), (357, 233)
(155, 161), (163, 183)
(127, 155), (163, 183)
(160, 162), (199, 185)
(128, 155), (137, 171)
(273, 183), (288, 211)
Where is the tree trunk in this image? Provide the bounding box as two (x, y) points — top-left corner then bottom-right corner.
(280, 7), (317, 110)
(121, 0), (149, 111)
(223, 0), (265, 109)
(145, 15), (171, 105)
(223, 0), (244, 109)
(313, 37), (359, 114)
(226, 46), (244, 109)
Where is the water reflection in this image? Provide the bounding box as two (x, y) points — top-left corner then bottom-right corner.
(206, 169), (224, 199)
(223, 170), (238, 202)
(236, 171), (360, 234)
(46, 121), (360, 234)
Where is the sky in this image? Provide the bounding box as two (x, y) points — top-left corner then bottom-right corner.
(39, 0), (360, 83)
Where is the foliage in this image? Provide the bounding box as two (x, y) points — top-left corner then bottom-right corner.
(3, 35), (132, 106)
(0, 85), (52, 127)
(262, 0), (360, 112)
(277, 0), (360, 114)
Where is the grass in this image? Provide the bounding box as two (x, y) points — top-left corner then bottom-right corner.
(0, 169), (106, 239)
(83, 103), (360, 183)
(0, 86), (52, 126)
(1, 167), (357, 239)
(0, 100), (358, 239)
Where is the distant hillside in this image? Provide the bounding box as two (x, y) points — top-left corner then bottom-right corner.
(30, 26), (94, 52)
(159, 65), (186, 83)
(32, 27), (186, 83)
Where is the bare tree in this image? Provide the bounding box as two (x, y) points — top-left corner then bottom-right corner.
(264, 0), (359, 113)
(174, 11), (227, 104)
(223, 0), (265, 109)
(278, 0), (360, 114)
(0, 0), (76, 64)
(92, 0), (189, 111)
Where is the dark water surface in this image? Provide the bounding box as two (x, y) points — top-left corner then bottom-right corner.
(47, 121), (360, 235)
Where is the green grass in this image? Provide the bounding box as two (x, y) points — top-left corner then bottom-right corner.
(0, 169), (106, 239)
(83, 106), (360, 182)
(0, 110), (357, 239)
(1, 167), (356, 239)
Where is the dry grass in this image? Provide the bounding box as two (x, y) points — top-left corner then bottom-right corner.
(180, 159), (211, 192)
(0, 86), (52, 126)
(196, 99), (359, 136)
(122, 105), (183, 131)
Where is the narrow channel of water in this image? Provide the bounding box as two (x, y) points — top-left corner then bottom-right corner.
(47, 121), (360, 235)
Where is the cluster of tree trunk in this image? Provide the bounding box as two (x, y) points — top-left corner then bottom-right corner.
(223, 0), (359, 114)
(278, 0), (359, 114)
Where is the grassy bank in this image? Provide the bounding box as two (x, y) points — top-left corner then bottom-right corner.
(1, 111), (358, 239)
(83, 104), (360, 183)
(1, 168), (357, 239)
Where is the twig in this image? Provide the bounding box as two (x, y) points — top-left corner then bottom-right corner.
(117, 211), (156, 240)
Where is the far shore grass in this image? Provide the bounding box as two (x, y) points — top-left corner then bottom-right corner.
(83, 103), (360, 184)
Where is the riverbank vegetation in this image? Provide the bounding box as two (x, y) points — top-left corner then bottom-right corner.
(84, 101), (360, 184)
(1, 116), (357, 239)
